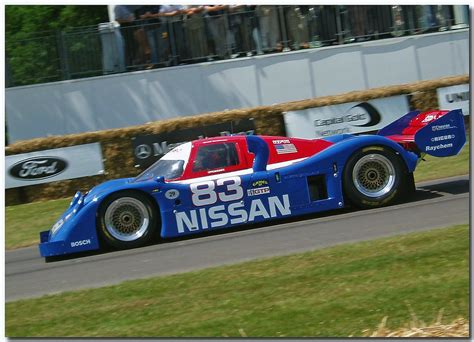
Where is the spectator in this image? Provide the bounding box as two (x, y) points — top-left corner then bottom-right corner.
(114, 5), (136, 70)
(183, 6), (208, 60)
(285, 6), (309, 49)
(435, 5), (452, 31)
(137, 5), (161, 69)
(158, 5), (188, 65)
(317, 5), (338, 45)
(367, 6), (390, 39)
(401, 5), (419, 35)
(347, 5), (370, 41)
(204, 5), (229, 60)
(228, 5), (246, 58)
(131, 6), (152, 68)
(418, 5), (439, 33)
(305, 6), (321, 47)
(391, 5), (405, 37)
(256, 6), (282, 53)
(246, 6), (263, 55)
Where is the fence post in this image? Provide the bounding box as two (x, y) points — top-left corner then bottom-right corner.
(168, 19), (178, 66)
(57, 30), (71, 80)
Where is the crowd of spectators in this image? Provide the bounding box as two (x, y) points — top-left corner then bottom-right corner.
(114, 5), (466, 70)
(110, 5), (467, 71)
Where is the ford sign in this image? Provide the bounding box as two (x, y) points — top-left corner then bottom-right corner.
(9, 157), (68, 180)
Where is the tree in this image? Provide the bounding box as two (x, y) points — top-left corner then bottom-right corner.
(6, 5), (109, 86)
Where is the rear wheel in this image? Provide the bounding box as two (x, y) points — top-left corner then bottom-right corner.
(98, 191), (158, 249)
(343, 146), (409, 208)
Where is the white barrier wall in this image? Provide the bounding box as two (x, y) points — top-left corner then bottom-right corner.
(6, 29), (469, 143)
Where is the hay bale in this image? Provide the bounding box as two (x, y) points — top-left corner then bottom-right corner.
(5, 74), (469, 204)
(366, 313), (469, 338)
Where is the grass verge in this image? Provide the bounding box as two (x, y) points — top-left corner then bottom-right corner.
(5, 136), (469, 250)
(6, 224), (469, 337)
(5, 197), (71, 249)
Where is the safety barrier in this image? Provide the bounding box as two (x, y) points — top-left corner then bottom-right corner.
(5, 74), (468, 205)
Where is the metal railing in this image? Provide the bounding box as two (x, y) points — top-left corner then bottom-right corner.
(6, 5), (470, 87)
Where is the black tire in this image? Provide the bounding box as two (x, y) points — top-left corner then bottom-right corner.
(343, 146), (409, 209)
(97, 191), (158, 249)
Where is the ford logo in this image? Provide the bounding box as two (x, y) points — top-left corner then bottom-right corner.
(9, 157), (68, 180)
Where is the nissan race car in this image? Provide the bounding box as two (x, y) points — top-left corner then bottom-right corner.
(39, 109), (466, 258)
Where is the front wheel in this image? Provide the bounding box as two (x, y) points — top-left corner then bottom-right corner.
(97, 191), (158, 249)
(343, 146), (409, 208)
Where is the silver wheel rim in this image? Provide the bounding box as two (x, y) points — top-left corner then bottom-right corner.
(104, 197), (150, 242)
(352, 154), (396, 198)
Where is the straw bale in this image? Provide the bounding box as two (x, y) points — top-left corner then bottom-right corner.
(367, 317), (468, 337)
(5, 75), (468, 204)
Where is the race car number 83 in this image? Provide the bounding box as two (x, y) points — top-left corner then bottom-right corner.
(191, 177), (243, 206)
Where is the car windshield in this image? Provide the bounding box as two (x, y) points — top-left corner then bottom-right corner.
(134, 159), (185, 182)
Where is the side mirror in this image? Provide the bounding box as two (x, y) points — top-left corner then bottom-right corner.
(246, 135), (269, 172)
(155, 176), (165, 183)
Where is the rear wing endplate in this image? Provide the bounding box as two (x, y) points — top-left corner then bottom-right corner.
(378, 109), (466, 157)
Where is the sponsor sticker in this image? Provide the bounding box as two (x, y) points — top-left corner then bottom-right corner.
(247, 186), (270, 197)
(432, 124), (455, 131)
(437, 84), (470, 116)
(9, 157), (68, 180)
(272, 139), (291, 144)
(425, 143), (453, 152)
(284, 95), (410, 138)
(252, 179), (269, 187)
(175, 194), (291, 233)
(430, 134), (455, 142)
(165, 189), (180, 200)
(275, 143), (297, 154)
(70, 239), (91, 248)
(6, 143), (104, 189)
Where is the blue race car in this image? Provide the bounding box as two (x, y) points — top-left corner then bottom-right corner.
(39, 109), (466, 258)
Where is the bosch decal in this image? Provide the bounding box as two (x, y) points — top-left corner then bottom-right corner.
(70, 239), (91, 248)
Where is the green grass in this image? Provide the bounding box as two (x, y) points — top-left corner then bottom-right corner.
(4, 137), (469, 250)
(6, 224), (469, 337)
(5, 197), (71, 249)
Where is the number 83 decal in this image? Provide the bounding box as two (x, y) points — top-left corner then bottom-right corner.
(190, 176), (243, 206)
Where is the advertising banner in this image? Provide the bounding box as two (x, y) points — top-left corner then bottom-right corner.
(6, 143), (105, 189)
(283, 95), (410, 139)
(132, 119), (256, 169)
(437, 84), (470, 116)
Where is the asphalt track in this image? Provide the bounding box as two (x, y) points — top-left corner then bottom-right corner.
(5, 175), (469, 302)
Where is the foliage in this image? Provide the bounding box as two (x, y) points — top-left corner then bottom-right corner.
(5, 5), (108, 86)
